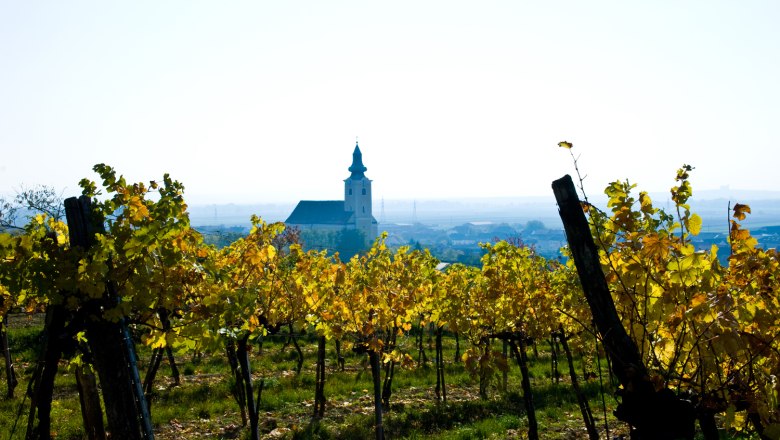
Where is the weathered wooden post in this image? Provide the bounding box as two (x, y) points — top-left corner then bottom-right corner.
(74, 366), (106, 440)
(65, 195), (154, 440)
(1, 312), (16, 398)
(26, 296), (67, 440)
(369, 349), (385, 440)
(552, 174), (694, 440)
(313, 335), (327, 419)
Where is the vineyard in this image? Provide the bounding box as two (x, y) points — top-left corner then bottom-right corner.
(1, 159), (779, 440)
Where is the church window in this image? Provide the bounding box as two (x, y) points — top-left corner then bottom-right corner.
(362, 206), (365, 213)
(362, 188), (366, 195)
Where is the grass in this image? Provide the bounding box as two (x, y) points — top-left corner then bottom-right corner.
(0, 315), (762, 439)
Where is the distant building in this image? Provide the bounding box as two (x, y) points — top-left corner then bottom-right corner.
(285, 143), (378, 253)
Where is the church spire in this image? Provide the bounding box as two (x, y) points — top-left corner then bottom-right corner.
(348, 142), (367, 179)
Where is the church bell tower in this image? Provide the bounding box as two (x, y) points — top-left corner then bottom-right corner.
(344, 142), (377, 244)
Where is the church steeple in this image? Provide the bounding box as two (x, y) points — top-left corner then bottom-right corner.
(343, 141), (377, 248)
(348, 143), (367, 179)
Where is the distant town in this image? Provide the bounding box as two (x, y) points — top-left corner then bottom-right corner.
(192, 195), (780, 265)
(189, 143), (780, 264)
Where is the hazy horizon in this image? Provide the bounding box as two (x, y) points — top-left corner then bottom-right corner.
(188, 191), (780, 232)
(182, 186), (780, 206)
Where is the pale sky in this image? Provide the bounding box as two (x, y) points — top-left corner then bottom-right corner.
(1, 1), (778, 204)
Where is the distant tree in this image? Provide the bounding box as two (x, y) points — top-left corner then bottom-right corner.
(201, 230), (246, 248)
(490, 223), (518, 238)
(0, 199), (14, 230)
(300, 229), (339, 252)
(452, 223), (475, 237)
(408, 239), (424, 251)
(523, 220), (547, 233)
(272, 225), (302, 252)
(494, 235), (529, 249)
(0, 184), (64, 231)
(434, 247), (464, 263)
(336, 229), (366, 260)
(456, 252), (483, 267)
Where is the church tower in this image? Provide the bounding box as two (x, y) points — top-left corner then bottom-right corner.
(344, 142), (377, 245)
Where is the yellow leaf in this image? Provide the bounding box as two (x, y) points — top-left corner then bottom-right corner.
(128, 196), (150, 222)
(639, 192), (654, 214)
(151, 333), (167, 349)
(642, 233), (671, 260)
(689, 293), (707, 308)
(710, 244), (719, 260)
(558, 141), (573, 149)
(733, 203), (751, 221)
(266, 245), (277, 260)
(732, 229), (751, 241)
(687, 213), (702, 235)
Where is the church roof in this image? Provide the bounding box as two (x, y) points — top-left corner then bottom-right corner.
(348, 143), (367, 180)
(285, 201), (354, 225)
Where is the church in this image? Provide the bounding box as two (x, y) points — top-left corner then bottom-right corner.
(285, 143), (378, 255)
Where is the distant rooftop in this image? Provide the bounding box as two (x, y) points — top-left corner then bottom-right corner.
(285, 200), (354, 225)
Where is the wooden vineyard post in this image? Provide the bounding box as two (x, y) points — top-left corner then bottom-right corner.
(1, 312), (17, 398)
(65, 196), (154, 440)
(558, 326), (598, 440)
(75, 366), (106, 440)
(26, 301), (67, 439)
(552, 175), (695, 440)
(369, 349), (385, 440)
(314, 335), (327, 419)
